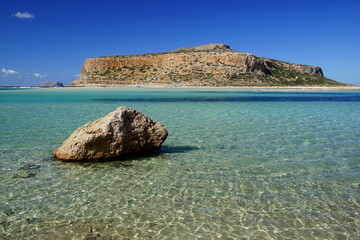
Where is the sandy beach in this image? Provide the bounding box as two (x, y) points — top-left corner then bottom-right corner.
(66, 83), (360, 91)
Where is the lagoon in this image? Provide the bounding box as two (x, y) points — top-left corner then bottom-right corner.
(1, 88), (360, 239)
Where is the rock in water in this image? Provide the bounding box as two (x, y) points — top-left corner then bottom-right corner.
(19, 164), (41, 170)
(54, 107), (168, 160)
(41, 81), (64, 88)
(12, 171), (36, 178)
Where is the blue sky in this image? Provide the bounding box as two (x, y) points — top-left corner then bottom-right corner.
(1, 0), (359, 86)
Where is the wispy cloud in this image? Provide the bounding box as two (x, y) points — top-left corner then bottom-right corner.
(12, 12), (35, 19)
(2, 68), (47, 80)
(76, 74), (81, 78)
(1, 68), (19, 76)
(33, 73), (47, 79)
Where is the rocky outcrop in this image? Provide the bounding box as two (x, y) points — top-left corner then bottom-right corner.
(41, 82), (64, 88)
(173, 43), (231, 52)
(54, 107), (168, 161)
(72, 44), (343, 86)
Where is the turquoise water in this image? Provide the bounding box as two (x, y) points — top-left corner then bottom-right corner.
(0, 88), (360, 239)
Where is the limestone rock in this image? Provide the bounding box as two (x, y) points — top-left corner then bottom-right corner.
(54, 107), (168, 160)
(72, 43), (343, 87)
(41, 81), (64, 88)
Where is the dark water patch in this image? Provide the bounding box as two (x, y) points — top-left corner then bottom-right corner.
(184, 90), (255, 94)
(52, 145), (198, 167)
(161, 145), (199, 154)
(94, 95), (360, 103)
(247, 91), (360, 96)
(54, 149), (163, 165)
(178, 90), (360, 95)
(12, 171), (36, 178)
(18, 164), (41, 170)
(80, 161), (135, 169)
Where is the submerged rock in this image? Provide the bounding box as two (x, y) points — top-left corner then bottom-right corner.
(19, 164), (41, 170)
(54, 107), (168, 161)
(12, 171), (36, 178)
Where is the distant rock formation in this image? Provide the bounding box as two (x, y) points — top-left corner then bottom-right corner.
(41, 82), (64, 88)
(54, 107), (168, 161)
(71, 43), (343, 87)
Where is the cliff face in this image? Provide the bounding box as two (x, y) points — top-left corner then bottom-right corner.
(73, 44), (341, 86)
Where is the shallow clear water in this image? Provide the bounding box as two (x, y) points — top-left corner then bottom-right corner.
(0, 88), (359, 239)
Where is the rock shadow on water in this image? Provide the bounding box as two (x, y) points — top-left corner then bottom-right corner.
(160, 145), (199, 154)
(53, 145), (198, 168)
(53, 149), (162, 168)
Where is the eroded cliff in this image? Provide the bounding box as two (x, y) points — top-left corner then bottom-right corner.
(72, 44), (342, 86)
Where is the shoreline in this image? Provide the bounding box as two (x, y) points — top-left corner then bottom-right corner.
(64, 83), (360, 91)
(3, 84), (360, 91)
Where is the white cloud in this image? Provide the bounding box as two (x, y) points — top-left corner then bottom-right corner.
(1, 68), (19, 75)
(12, 12), (35, 19)
(33, 73), (47, 79)
(2, 68), (47, 80)
(76, 74), (81, 78)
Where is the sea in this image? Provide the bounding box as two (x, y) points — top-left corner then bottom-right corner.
(0, 88), (359, 239)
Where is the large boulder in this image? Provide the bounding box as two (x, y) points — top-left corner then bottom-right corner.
(54, 107), (168, 160)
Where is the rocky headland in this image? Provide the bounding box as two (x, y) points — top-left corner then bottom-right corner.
(71, 44), (344, 87)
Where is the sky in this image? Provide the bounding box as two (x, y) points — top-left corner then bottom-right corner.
(1, 0), (359, 86)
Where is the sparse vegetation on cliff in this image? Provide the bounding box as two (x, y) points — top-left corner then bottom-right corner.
(73, 44), (346, 87)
